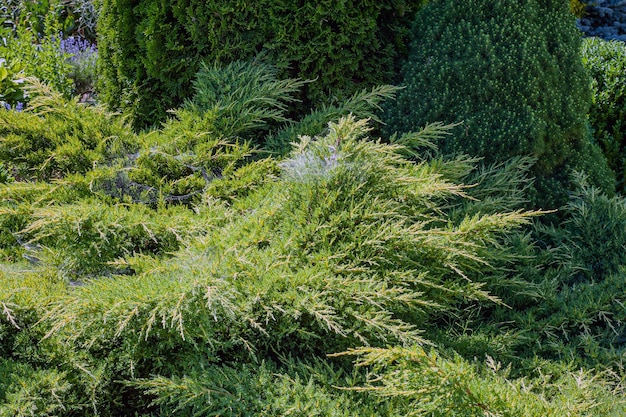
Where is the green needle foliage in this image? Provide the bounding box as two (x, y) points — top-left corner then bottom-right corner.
(97, 0), (422, 129)
(582, 37), (626, 193)
(384, 0), (614, 209)
(2, 114), (579, 415)
(2, 61), (626, 414)
(185, 60), (309, 142)
(335, 346), (625, 417)
(0, 80), (137, 181)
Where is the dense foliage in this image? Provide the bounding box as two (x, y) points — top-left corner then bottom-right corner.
(2, 1), (626, 415)
(97, 0), (422, 129)
(0, 22), (73, 101)
(577, 0), (626, 41)
(383, 0), (614, 209)
(0, 0), (100, 41)
(0, 2), (98, 106)
(582, 37), (626, 192)
(2, 68), (626, 414)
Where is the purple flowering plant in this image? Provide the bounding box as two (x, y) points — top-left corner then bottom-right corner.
(3, 102), (24, 111)
(60, 35), (98, 96)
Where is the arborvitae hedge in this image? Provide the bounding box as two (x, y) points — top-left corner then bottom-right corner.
(98, 0), (421, 129)
(383, 0), (614, 209)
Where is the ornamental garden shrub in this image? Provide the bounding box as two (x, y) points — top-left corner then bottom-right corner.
(577, 0), (626, 41)
(3, 29), (626, 413)
(97, 0), (422, 129)
(582, 37), (626, 193)
(2, 116), (625, 415)
(129, 60), (401, 203)
(383, 0), (614, 209)
(2, 81), (626, 414)
(0, 116), (579, 415)
(0, 81), (137, 181)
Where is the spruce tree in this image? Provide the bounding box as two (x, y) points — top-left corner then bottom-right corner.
(384, 0), (614, 208)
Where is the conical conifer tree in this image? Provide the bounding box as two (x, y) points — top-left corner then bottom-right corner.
(384, 0), (614, 208)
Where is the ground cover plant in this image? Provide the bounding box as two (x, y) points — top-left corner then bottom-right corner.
(2, 0), (626, 415)
(0, 77), (625, 415)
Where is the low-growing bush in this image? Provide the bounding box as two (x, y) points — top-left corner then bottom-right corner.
(0, 81), (137, 181)
(20, 201), (190, 277)
(1, 116), (568, 415)
(129, 61), (400, 203)
(2, 52), (626, 414)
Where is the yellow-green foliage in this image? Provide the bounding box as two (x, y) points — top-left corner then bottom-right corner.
(2, 61), (626, 415)
(570, 0), (586, 17)
(337, 346), (624, 416)
(0, 81), (137, 181)
(5, 115), (623, 416)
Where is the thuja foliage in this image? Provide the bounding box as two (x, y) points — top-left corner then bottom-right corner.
(582, 37), (626, 193)
(97, 0), (422, 129)
(384, 0), (614, 209)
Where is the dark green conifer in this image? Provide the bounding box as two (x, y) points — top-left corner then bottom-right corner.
(384, 0), (614, 208)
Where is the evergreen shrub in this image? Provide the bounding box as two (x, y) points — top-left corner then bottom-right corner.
(557, 175), (626, 282)
(384, 0), (613, 209)
(577, 0), (626, 41)
(1, 114), (625, 414)
(97, 0), (422, 129)
(434, 175), (626, 372)
(129, 61), (400, 203)
(570, 0), (587, 17)
(0, 81), (137, 181)
(582, 37), (626, 193)
(0, 117), (558, 415)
